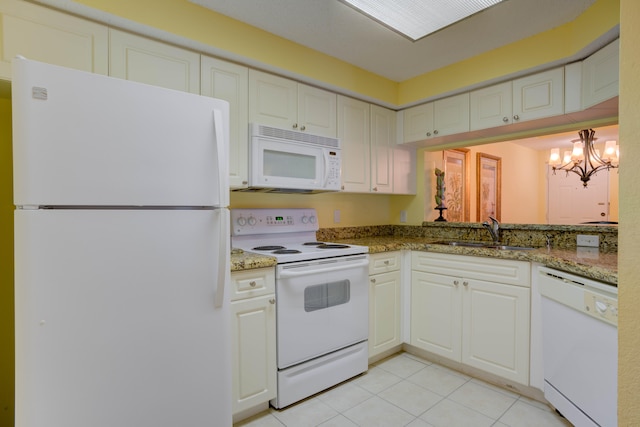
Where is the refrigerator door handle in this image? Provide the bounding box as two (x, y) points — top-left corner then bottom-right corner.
(214, 209), (229, 308)
(213, 108), (229, 207)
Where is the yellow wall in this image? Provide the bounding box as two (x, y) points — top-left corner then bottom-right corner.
(0, 96), (13, 426)
(618, 0), (639, 424)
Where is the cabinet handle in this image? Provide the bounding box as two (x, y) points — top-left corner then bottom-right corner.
(502, 117), (509, 122)
(453, 280), (459, 286)
(463, 281), (469, 287)
(292, 123), (298, 129)
(433, 130), (439, 135)
(249, 281), (257, 287)
(513, 115), (520, 121)
(301, 125), (306, 131)
(269, 298), (276, 304)
(371, 278), (376, 284)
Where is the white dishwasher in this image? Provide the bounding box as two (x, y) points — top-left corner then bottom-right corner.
(538, 266), (618, 427)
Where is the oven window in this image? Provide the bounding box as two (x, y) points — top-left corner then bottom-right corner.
(304, 280), (350, 312)
(264, 149), (316, 179)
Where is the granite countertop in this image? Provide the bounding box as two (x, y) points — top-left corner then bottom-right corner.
(230, 248), (277, 271)
(230, 236), (618, 286)
(332, 236), (618, 285)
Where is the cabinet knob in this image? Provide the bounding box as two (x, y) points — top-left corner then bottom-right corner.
(384, 260), (390, 265)
(301, 125), (306, 131)
(453, 280), (459, 286)
(513, 115), (520, 121)
(371, 278), (376, 284)
(502, 117), (509, 122)
(249, 281), (257, 287)
(269, 298), (276, 304)
(373, 187), (378, 191)
(463, 281), (469, 287)
(292, 123), (298, 129)
(426, 132), (432, 137)
(433, 130), (439, 135)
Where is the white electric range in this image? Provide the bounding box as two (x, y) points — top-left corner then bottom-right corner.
(231, 208), (370, 408)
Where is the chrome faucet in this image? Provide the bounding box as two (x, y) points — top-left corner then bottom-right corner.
(482, 216), (500, 243)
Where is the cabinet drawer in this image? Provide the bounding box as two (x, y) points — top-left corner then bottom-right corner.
(369, 251), (401, 275)
(230, 267), (275, 301)
(412, 251), (530, 287)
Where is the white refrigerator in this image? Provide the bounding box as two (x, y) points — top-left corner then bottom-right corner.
(12, 58), (232, 427)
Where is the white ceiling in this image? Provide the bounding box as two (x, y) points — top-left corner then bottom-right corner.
(190, 0), (598, 82)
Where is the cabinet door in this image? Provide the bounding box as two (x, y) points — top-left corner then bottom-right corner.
(297, 84), (337, 137)
(402, 103), (434, 143)
(109, 29), (200, 94)
(470, 81), (512, 130)
(201, 56), (249, 189)
(433, 93), (470, 136)
(512, 68), (564, 122)
(369, 270), (402, 358)
(582, 39), (619, 109)
(370, 105), (395, 193)
(462, 279), (530, 384)
(338, 95), (370, 192)
(231, 294), (277, 414)
(248, 70), (297, 130)
(410, 271), (462, 360)
(0, 0), (108, 79)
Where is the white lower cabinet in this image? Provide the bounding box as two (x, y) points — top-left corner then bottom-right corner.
(411, 252), (531, 384)
(230, 268), (276, 416)
(368, 252), (402, 358)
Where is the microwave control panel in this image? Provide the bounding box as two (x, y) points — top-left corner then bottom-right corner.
(326, 150), (341, 190)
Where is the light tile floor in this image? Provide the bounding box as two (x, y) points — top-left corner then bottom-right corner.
(234, 352), (573, 427)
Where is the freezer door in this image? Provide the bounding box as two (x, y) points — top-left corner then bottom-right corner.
(12, 58), (229, 207)
(14, 208), (231, 427)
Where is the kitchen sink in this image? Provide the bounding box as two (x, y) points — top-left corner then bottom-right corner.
(431, 241), (535, 250)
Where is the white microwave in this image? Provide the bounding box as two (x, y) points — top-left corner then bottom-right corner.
(245, 124), (341, 193)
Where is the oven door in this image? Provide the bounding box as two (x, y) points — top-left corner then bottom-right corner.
(249, 136), (340, 191)
(275, 255), (369, 369)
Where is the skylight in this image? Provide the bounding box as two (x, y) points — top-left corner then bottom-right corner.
(340, 0), (506, 41)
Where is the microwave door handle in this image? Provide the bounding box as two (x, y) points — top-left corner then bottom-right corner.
(323, 149), (330, 186)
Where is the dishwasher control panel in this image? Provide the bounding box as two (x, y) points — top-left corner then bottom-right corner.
(584, 291), (618, 326)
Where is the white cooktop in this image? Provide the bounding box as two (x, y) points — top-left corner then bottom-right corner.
(230, 208), (368, 263)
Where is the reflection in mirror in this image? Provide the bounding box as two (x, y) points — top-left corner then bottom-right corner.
(424, 125), (619, 225)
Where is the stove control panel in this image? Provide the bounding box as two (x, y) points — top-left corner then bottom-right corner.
(231, 208), (319, 236)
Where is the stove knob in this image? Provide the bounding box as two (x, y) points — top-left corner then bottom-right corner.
(237, 217), (246, 226)
(247, 216), (257, 226)
(301, 216), (309, 224)
(309, 216), (317, 224)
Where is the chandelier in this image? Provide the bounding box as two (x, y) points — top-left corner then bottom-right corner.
(548, 128), (619, 188)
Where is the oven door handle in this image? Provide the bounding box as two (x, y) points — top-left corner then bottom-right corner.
(279, 257), (369, 278)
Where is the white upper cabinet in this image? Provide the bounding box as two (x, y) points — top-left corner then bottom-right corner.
(109, 29), (200, 94)
(0, 0), (108, 79)
(338, 95), (371, 193)
(469, 81), (512, 130)
(201, 56), (249, 189)
(249, 70), (337, 137)
(402, 93), (469, 143)
(470, 68), (564, 131)
(512, 67), (564, 123)
(370, 104), (395, 193)
(582, 39), (619, 109)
